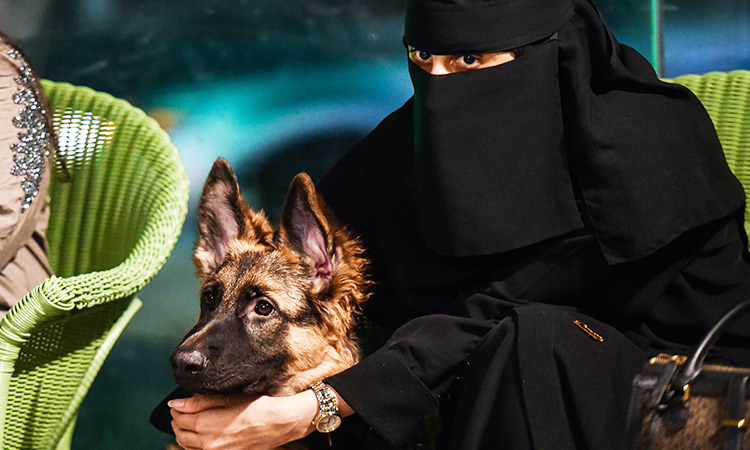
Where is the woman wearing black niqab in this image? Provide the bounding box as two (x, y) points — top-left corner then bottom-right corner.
(317, 0), (750, 448)
(156, 0), (750, 448)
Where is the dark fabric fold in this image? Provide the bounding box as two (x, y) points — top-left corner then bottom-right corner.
(557, 0), (744, 263)
(325, 347), (438, 447)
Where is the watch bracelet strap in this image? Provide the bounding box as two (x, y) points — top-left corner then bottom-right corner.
(310, 381), (339, 424)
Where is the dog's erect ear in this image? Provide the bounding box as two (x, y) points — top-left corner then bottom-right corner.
(279, 173), (336, 282)
(194, 158), (273, 275)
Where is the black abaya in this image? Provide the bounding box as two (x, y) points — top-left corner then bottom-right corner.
(317, 101), (750, 447)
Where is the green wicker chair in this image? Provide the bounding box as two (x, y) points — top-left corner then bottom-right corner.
(0, 81), (189, 450)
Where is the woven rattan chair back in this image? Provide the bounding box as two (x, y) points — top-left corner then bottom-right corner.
(0, 81), (189, 450)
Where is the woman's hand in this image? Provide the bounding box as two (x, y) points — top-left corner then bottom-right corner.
(169, 390), (318, 450)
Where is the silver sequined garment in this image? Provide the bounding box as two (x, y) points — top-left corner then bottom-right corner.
(7, 47), (51, 212)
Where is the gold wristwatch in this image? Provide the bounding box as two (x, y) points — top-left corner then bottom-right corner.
(310, 381), (342, 437)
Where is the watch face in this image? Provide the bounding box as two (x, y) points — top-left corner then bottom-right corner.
(316, 414), (342, 433)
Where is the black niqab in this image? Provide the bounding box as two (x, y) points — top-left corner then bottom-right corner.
(410, 37), (584, 256)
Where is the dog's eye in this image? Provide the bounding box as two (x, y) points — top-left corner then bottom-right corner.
(254, 300), (274, 316)
(201, 286), (218, 308)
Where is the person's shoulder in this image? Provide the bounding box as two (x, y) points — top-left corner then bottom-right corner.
(367, 99), (413, 141)
(350, 98), (413, 161)
(320, 99), (413, 189)
(317, 99), (413, 221)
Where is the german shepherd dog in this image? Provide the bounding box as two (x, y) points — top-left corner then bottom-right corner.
(169, 158), (369, 446)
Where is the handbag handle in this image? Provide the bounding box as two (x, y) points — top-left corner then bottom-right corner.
(671, 298), (750, 392)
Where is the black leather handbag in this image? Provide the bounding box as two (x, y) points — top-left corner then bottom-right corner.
(626, 299), (750, 449)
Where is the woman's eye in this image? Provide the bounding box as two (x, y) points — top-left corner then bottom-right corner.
(461, 55), (478, 65)
(254, 300), (274, 316)
(409, 47), (431, 62)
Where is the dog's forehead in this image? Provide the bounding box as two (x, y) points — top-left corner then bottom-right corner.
(213, 240), (308, 299)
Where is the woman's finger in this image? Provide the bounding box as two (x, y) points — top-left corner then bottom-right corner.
(169, 394), (229, 413)
(171, 408), (201, 432)
(172, 420), (203, 450)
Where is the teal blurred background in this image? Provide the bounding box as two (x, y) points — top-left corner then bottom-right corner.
(0, 0), (748, 448)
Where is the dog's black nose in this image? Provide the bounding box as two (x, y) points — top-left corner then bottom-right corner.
(170, 349), (208, 376)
